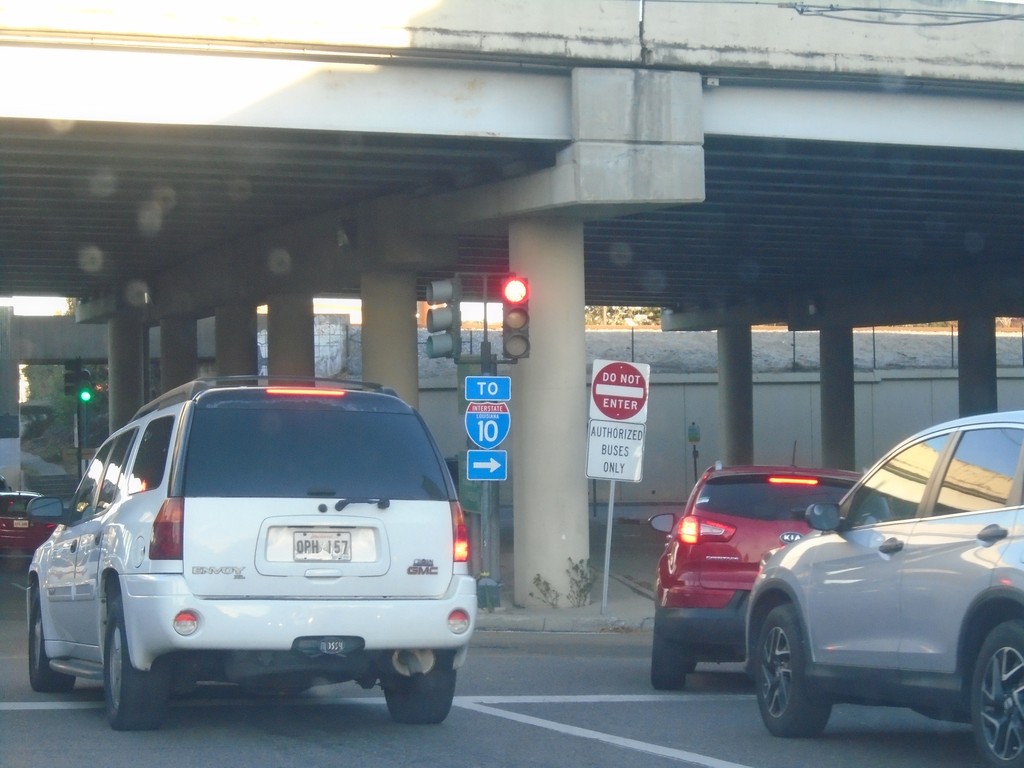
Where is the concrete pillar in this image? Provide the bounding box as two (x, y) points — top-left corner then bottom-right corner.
(958, 315), (997, 417)
(0, 307), (20, 487)
(509, 218), (589, 607)
(820, 325), (856, 470)
(159, 317), (197, 392)
(215, 304), (258, 376)
(108, 311), (145, 432)
(266, 294), (314, 379)
(361, 271), (419, 407)
(718, 325), (754, 465)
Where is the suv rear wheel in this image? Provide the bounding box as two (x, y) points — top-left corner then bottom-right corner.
(650, 629), (697, 690)
(973, 620), (1024, 768)
(104, 595), (171, 730)
(384, 667), (457, 724)
(754, 604), (832, 737)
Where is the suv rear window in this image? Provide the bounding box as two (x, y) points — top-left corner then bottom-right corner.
(0, 496), (31, 518)
(695, 475), (851, 521)
(181, 396), (449, 500)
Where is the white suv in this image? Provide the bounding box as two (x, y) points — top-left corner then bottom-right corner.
(747, 410), (1024, 767)
(27, 378), (476, 730)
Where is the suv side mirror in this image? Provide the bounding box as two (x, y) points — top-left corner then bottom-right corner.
(27, 496), (70, 525)
(806, 502), (841, 532)
(649, 512), (675, 534)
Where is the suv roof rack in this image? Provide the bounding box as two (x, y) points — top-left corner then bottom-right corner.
(132, 376), (397, 420)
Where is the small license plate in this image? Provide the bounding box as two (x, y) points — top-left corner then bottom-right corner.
(293, 530), (352, 562)
(13, 519), (29, 528)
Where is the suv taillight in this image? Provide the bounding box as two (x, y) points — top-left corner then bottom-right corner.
(451, 501), (469, 563)
(678, 514), (736, 545)
(150, 497), (184, 560)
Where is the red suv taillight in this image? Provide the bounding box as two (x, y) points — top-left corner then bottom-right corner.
(677, 514), (737, 545)
(451, 501), (469, 563)
(150, 497), (184, 560)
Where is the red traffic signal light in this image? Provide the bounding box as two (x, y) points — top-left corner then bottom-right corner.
(502, 276), (528, 305)
(501, 275), (530, 360)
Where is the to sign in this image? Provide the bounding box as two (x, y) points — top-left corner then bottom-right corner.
(465, 375), (511, 402)
(465, 402), (511, 449)
(590, 359), (650, 424)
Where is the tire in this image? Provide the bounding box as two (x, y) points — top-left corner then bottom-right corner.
(384, 667), (457, 724)
(754, 604), (832, 738)
(27, 587), (76, 693)
(104, 595), (170, 731)
(650, 630), (697, 690)
(972, 620), (1024, 768)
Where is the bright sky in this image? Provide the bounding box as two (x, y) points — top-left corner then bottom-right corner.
(3, 296), (499, 323)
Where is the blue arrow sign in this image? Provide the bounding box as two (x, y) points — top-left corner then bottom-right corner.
(465, 375), (511, 402)
(465, 402), (511, 449)
(467, 450), (507, 481)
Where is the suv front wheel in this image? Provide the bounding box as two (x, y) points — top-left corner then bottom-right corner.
(973, 620), (1024, 768)
(754, 604), (832, 737)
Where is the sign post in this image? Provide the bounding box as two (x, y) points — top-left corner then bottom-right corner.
(587, 359), (650, 614)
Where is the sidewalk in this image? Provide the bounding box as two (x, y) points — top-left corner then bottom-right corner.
(474, 505), (671, 633)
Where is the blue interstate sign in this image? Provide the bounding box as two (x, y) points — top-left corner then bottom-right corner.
(464, 375), (511, 402)
(466, 450), (507, 481)
(465, 401), (511, 449)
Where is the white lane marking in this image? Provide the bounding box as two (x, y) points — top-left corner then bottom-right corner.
(1, 691), (757, 767)
(455, 696), (756, 768)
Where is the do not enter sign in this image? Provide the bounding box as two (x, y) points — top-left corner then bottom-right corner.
(590, 359), (650, 424)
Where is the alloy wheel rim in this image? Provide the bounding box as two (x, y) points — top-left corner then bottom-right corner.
(761, 625), (792, 718)
(980, 645), (1024, 761)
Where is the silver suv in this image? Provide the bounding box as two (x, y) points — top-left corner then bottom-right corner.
(747, 410), (1024, 768)
(27, 378), (476, 730)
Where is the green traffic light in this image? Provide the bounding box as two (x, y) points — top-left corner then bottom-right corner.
(78, 387), (92, 403)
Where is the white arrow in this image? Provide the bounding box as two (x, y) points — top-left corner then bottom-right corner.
(471, 457), (502, 472)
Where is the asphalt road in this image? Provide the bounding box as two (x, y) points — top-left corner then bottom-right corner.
(0, 554), (982, 768)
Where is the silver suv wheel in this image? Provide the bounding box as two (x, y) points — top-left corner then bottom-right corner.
(974, 621), (1024, 767)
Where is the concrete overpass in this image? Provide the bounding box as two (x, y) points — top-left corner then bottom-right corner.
(1, 0), (1023, 605)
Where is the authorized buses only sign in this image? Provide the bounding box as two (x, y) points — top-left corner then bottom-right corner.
(587, 359), (650, 483)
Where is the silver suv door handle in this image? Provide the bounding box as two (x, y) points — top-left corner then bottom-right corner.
(977, 524), (1009, 544)
(878, 537), (904, 554)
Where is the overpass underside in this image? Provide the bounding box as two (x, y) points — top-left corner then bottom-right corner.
(1, 0), (1023, 605)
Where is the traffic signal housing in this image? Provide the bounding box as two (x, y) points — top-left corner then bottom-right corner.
(501, 275), (530, 360)
(425, 277), (462, 359)
(63, 360), (80, 395)
(77, 368), (93, 403)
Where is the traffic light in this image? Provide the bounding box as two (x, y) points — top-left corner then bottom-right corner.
(501, 274), (530, 359)
(63, 360), (80, 395)
(77, 368), (93, 403)
(425, 276), (462, 359)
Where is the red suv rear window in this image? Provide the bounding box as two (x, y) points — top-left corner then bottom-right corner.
(695, 475), (851, 521)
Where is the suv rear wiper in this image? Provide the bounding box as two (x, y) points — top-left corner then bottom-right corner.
(334, 497), (390, 511)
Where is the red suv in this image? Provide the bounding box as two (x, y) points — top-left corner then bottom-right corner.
(649, 464), (858, 690)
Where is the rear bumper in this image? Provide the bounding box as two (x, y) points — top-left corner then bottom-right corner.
(120, 573), (478, 669)
(653, 590), (749, 661)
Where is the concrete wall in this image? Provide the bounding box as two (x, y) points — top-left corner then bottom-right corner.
(419, 369), (1024, 505)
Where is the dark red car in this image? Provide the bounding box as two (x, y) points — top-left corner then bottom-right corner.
(649, 464), (858, 690)
(0, 492), (55, 556)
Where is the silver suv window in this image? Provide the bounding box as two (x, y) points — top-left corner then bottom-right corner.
(933, 427), (1023, 516)
(845, 434), (949, 527)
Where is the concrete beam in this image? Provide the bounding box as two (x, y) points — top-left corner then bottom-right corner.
(664, 270), (1024, 332)
(419, 70), (706, 230)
